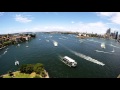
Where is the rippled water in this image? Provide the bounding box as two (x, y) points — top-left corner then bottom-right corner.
(0, 32), (120, 78)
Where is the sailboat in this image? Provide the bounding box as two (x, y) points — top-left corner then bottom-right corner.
(15, 60), (19, 66)
(101, 43), (105, 49)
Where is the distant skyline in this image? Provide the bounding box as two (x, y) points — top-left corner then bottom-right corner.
(0, 12), (120, 34)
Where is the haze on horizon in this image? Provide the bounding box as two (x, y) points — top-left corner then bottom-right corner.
(0, 12), (120, 35)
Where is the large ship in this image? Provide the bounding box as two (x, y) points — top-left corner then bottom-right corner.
(61, 56), (77, 67)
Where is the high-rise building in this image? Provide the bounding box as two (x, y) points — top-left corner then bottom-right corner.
(106, 28), (111, 34)
(115, 31), (118, 39)
(106, 28), (111, 38)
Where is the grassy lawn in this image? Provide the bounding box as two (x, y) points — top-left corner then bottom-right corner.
(3, 71), (42, 78)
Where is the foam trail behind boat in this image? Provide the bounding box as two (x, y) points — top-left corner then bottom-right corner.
(3, 50), (7, 55)
(69, 50), (105, 66)
(95, 50), (113, 54)
(58, 55), (63, 61)
(87, 39), (101, 44)
(110, 44), (120, 49)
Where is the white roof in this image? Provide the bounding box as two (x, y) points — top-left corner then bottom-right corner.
(63, 56), (75, 62)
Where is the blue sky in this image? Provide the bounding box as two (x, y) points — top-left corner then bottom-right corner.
(0, 12), (120, 34)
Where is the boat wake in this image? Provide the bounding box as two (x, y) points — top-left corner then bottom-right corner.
(110, 44), (120, 49)
(58, 55), (63, 61)
(95, 50), (113, 54)
(87, 39), (101, 44)
(69, 50), (105, 66)
(110, 48), (115, 52)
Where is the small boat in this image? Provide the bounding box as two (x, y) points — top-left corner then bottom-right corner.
(61, 56), (77, 67)
(101, 43), (105, 49)
(18, 44), (20, 47)
(26, 46), (29, 47)
(53, 41), (58, 46)
(15, 60), (19, 66)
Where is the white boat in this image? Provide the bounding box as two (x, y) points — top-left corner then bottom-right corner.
(53, 41), (58, 46)
(18, 44), (20, 46)
(101, 43), (105, 49)
(61, 56), (77, 67)
(15, 60), (19, 66)
(26, 46), (29, 47)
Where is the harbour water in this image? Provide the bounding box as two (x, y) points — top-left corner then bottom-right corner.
(0, 32), (120, 78)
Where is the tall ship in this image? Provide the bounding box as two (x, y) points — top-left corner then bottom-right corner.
(61, 56), (77, 67)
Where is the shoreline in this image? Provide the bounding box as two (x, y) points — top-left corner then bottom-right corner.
(1, 69), (50, 78)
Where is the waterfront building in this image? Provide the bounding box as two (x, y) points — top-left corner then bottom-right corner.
(115, 31), (118, 40)
(106, 28), (111, 39)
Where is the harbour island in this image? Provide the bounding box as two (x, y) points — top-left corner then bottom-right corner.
(1, 63), (49, 78)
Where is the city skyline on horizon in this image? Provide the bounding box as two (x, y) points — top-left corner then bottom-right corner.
(0, 12), (120, 34)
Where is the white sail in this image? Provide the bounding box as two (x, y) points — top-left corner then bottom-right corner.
(15, 60), (19, 66)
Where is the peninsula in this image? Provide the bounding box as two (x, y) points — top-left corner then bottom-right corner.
(1, 63), (49, 78)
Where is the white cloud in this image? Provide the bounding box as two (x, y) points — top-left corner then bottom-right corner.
(71, 21), (75, 24)
(69, 22), (108, 34)
(0, 12), (4, 16)
(15, 14), (32, 23)
(3, 21), (113, 35)
(96, 12), (115, 17)
(109, 13), (120, 24)
(29, 22), (108, 34)
(97, 12), (120, 25)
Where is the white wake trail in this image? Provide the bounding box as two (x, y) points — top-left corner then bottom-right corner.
(95, 50), (113, 54)
(69, 50), (105, 66)
(110, 44), (120, 49)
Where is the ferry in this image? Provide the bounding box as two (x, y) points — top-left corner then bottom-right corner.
(61, 56), (77, 67)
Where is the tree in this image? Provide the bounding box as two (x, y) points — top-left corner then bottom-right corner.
(25, 64), (34, 74)
(19, 64), (34, 74)
(19, 64), (27, 73)
(33, 63), (44, 74)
